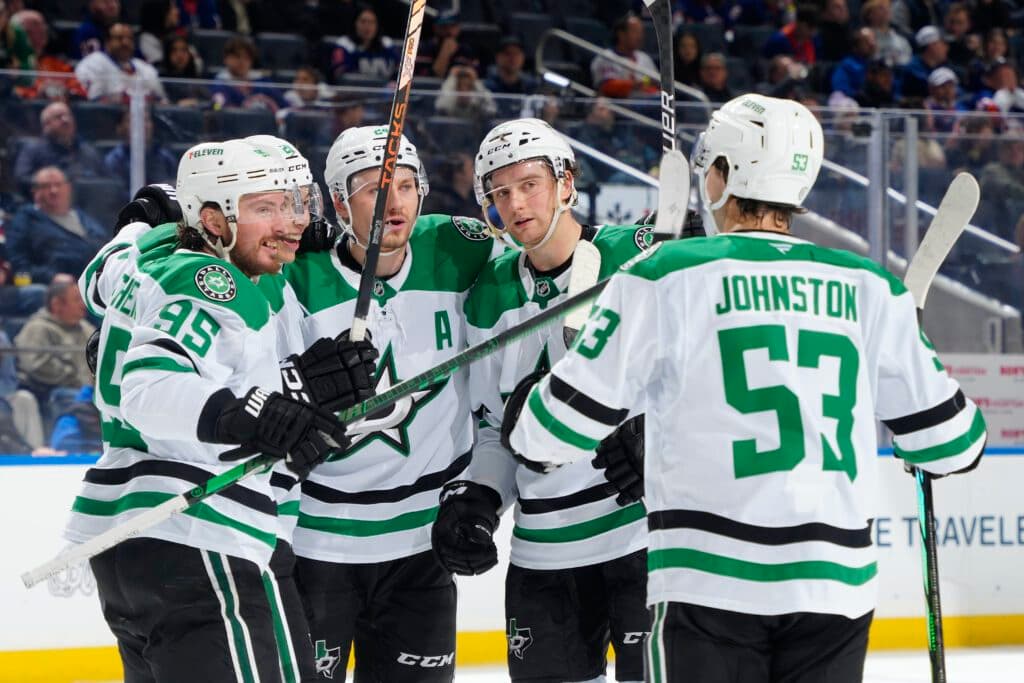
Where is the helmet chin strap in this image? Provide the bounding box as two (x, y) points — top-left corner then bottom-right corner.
(698, 170), (732, 236)
(199, 217), (238, 260)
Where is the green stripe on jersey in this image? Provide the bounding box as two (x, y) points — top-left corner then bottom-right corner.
(297, 506), (438, 537)
(278, 500), (300, 516)
(513, 502), (645, 543)
(256, 271), (288, 313)
(208, 552), (258, 683)
(648, 547), (877, 586)
(895, 409), (986, 464)
(72, 492), (276, 547)
(527, 389), (601, 451)
(262, 572), (298, 683)
(628, 235), (906, 296)
(122, 356), (195, 376)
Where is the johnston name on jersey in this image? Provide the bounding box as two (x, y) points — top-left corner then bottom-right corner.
(511, 232), (986, 618)
(67, 224), (290, 568)
(285, 214), (500, 563)
(465, 224), (652, 570)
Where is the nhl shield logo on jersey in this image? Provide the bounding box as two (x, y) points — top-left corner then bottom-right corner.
(506, 618), (533, 660)
(195, 265), (237, 302)
(634, 225), (655, 250)
(314, 640), (342, 679)
(452, 216), (491, 241)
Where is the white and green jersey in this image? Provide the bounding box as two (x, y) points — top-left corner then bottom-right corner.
(510, 232), (986, 618)
(66, 226), (287, 569)
(464, 224), (651, 570)
(285, 214), (500, 564)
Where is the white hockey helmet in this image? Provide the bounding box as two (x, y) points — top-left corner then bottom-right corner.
(176, 139), (293, 256)
(473, 117), (576, 206)
(324, 125), (429, 204)
(245, 134), (323, 219)
(692, 94), (824, 213)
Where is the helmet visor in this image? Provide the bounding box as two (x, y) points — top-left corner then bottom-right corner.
(236, 185), (307, 226)
(481, 160), (556, 212)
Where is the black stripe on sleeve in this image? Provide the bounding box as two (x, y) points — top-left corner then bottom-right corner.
(85, 460), (276, 515)
(270, 471), (299, 492)
(302, 451), (471, 505)
(518, 482), (617, 514)
(648, 509), (872, 548)
(548, 374), (628, 426)
(143, 338), (200, 373)
(90, 244), (130, 310)
(882, 389), (966, 436)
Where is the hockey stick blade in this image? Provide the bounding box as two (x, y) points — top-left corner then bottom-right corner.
(656, 149), (690, 238)
(903, 172), (979, 309)
(350, 0), (427, 341)
(563, 240), (602, 346)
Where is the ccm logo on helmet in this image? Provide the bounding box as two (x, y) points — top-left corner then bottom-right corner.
(396, 652), (454, 667)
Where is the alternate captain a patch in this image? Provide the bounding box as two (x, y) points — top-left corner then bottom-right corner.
(452, 216), (491, 241)
(195, 264), (237, 302)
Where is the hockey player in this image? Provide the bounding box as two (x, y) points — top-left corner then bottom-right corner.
(68, 139), (375, 681)
(503, 94), (987, 683)
(284, 126), (500, 682)
(431, 117), (649, 683)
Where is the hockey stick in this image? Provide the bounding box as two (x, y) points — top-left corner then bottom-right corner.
(349, 0), (427, 342)
(23, 277), (615, 588)
(901, 171), (979, 683)
(563, 240), (601, 346)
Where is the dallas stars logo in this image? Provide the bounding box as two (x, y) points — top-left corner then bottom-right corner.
(195, 264), (236, 301)
(337, 343), (447, 457)
(507, 618), (533, 660)
(314, 640), (342, 679)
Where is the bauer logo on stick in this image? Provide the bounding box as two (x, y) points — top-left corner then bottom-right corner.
(195, 264), (237, 302)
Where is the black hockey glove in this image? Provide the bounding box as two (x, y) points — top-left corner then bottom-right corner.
(431, 480), (501, 576)
(592, 415), (645, 506)
(500, 370), (559, 474)
(280, 331), (378, 412)
(85, 329), (100, 376)
(297, 216), (340, 254)
(115, 183), (182, 232)
(636, 209), (705, 239)
(201, 387), (350, 479)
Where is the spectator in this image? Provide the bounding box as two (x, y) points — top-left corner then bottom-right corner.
(968, 28), (1009, 91)
(74, 23), (168, 102)
(103, 109), (178, 191)
(50, 385), (102, 453)
(435, 64), (496, 120)
(945, 113), (999, 176)
(891, 0), (942, 37)
(970, 0), (1012, 37)
(415, 11), (478, 79)
(6, 167), (108, 285)
(282, 66), (333, 109)
(903, 25), (951, 100)
(13, 274), (95, 410)
(856, 57), (900, 107)
(72, 0), (121, 58)
(329, 97), (367, 140)
(675, 0), (740, 26)
(137, 0), (182, 64)
(425, 153), (479, 218)
(174, 0), (219, 30)
(698, 52), (733, 102)
(862, 0), (912, 67)
(763, 3), (819, 66)
(759, 55), (807, 95)
(156, 34), (206, 105)
(831, 27), (877, 98)
(12, 102), (105, 195)
(991, 62), (1024, 114)
(943, 2), (978, 70)
(817, 0), (852, 62)
(573, 97), (659, 184)
(484, 36), (537, 119)
(674, 31), (702, 87)
(327, 4), (401, 83)
(9, 10), (88, 100)
(923, 67), (967, 133)
(590, 12), (659, 99)
(210, 36), (285, 110)
(520, 93), (566, 130)
(0, 330), (44, 450)
(979, 125), (1024, 239)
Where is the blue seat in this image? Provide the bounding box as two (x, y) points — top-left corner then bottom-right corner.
(281, 109), (335, 151)
(208, 108), (277, 138)
(255, 32), (309, 71)
(75, 177), (130, 227)
(151, 105), (205, 143)
(191, 29), (238, 70)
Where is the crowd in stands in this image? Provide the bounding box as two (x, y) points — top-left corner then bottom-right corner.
(0, 0), (1021, 452)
